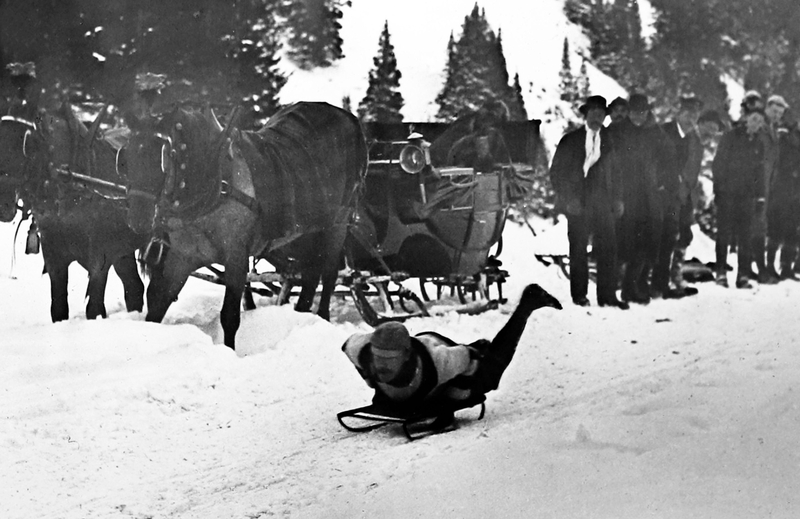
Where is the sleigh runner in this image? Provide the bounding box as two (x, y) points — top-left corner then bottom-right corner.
(337, 394), (487, 441)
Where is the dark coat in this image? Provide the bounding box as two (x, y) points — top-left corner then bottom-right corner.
(550, 125), (622, 301)
(661, 120), (703, 208)
(767, 126), (800, 240)
(762, 123), (781, 197)
(712, 125), (766, 200)
(607, 118), (662, 262)
(550, 125), (621, 215)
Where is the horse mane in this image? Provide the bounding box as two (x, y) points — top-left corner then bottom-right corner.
(157, 106), (225, 219)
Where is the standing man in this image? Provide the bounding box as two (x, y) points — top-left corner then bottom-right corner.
(550, 95), (628, 309)
(614, 94), (666, 304)
(658, 96), (704, 298)
(712, 108), (767, 288)
(768, 116), (800, 280)
(608, 97), (630, 125)
(757, 94), (789, 283)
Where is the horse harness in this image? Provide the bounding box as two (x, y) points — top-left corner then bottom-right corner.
(0, 116), (35, 191)
(2, 114), (127, 206)
(152, 126), (261, 226)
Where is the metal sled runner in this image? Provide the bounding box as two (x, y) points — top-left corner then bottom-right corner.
(336, 394), (487, 441)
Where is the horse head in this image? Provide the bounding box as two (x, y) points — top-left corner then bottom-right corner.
(0, 116), (36, 221)
(123, 110), (172, 235)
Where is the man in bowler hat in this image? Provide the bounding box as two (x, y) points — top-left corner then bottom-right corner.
(550, 95), (628, 309)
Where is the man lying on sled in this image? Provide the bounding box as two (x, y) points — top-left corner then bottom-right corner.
(340, 284), (562, 432)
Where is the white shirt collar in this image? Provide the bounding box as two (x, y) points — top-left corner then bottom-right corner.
(676, 120), (689, 138)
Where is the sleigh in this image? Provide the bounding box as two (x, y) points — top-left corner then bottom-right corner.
(340, 118), (545, 325)
(337, 394), (487, 441)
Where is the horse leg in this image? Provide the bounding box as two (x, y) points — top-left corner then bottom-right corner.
(315, 227), (347, 320)
(220, 260), (248, 350)
(145, 254), (192, 324)
(46, 258), (70, 322)
(85, 262), (111, 319)
(316, 268), (336, 321)
(112, 254), (145, 313)
(41, 243), (70, 322)
(294, 268), (320, 314)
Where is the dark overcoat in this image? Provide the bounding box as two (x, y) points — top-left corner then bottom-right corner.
(550, 125), (621, 214)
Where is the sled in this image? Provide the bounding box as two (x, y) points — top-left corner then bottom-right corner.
(337, 394), (487, 441)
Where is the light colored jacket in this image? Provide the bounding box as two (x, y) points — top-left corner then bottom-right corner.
(342, 331), (479, 404)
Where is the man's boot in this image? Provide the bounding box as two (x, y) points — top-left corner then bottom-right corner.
(759, 239), (780, 284)
(715, 266), (729, 288)
(622, 262), (649, 304)
(669, 247), (698, 297)
(780, 245), (798, 280)
(752, 236), (767, 280)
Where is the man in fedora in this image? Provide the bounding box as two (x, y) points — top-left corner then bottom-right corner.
(609, 93), (666, 304)
(550, 95), (628, 309)
(342, 284), (562, 419)
(658, 95), (704, 298)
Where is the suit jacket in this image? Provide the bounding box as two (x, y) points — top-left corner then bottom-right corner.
(550, 125), (620, 215)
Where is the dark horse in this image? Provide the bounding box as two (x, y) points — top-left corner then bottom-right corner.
(0, 115), (29, 221)
(124, 102), (367, 349)
(0, 104), (146, 320)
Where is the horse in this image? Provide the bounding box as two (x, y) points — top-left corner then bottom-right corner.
(0, 115), (30, 221)
(0, 104), (146, 321)
(124, 101), (367, 349)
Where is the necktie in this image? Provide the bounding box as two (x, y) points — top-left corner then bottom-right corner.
(584, 130), (600, 176)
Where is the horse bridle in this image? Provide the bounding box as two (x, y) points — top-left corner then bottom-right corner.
(123, 130), (175, 203)
(0, 116), (37, 193)
(1, 115), (36, 157)
(132, 129), (178, 266)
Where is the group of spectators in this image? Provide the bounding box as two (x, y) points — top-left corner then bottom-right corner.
(550, 90), (800, 309)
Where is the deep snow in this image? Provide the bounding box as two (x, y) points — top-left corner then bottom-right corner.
(1, 213), (799, 518)
(3, 1), (799, 517)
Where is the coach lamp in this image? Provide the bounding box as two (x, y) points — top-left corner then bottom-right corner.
(401, 132), (433, 204)
(399, 132), (431, 174)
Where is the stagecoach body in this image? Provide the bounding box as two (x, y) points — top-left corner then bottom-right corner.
(350, 142), (507, 278)
(344, 119), (543, 324)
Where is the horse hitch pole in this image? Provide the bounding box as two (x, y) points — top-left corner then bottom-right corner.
(52, 166), (127, 195)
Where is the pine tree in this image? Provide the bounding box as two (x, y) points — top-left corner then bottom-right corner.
(434, 31), (462, 120)
(577, 56), (591, 100)
(235, 1), (288, 125)
(284, 0), (348, 70)
(490, 29), (527, 120)
(358, 20), (404, 124)
(435, 3), (521, 121)
(558, 37), (578, 105)
(509, 72), (528, 120)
